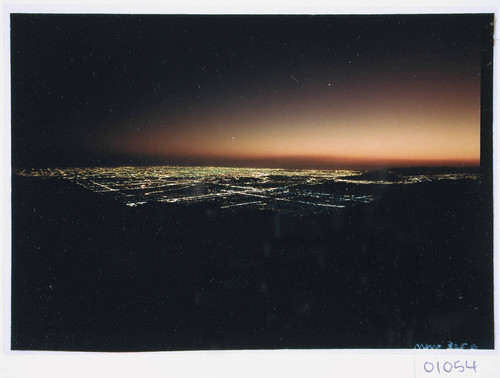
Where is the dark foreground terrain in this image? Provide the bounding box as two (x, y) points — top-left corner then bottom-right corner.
(11, 173), (493, 351)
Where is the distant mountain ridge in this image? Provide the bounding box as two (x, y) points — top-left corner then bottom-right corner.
(340, 166), (480, 182)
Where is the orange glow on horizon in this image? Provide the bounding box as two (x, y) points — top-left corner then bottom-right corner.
(100, 72), (480, 169)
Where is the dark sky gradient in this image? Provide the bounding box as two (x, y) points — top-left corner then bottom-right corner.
(11, 14), (491, 169)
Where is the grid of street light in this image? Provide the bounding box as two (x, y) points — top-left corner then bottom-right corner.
(16, 166), (478, 214)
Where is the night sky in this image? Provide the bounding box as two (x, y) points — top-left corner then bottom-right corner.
(11, 14), (490, 169)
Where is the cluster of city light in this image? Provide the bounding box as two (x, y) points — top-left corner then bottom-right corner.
(16, 166), (478, 215)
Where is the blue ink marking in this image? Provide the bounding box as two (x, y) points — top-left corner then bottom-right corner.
(415, 341), (478, 350)
(414, 343), (442, 349)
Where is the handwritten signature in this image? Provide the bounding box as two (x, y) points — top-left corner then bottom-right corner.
(414, 341), (478, 350)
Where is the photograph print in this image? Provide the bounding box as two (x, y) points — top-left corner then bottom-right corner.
(10, 13), (494, 351)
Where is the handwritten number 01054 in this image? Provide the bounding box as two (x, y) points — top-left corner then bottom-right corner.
(424, 360), (477, 374)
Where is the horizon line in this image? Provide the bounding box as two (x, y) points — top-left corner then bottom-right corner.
(12, 162), (481, 172)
